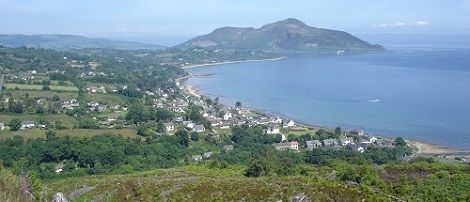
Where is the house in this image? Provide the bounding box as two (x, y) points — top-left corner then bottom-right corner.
(218, 122), (230, 129)
(21, 121), (35, 129)
(0, 123), (4, 130)
(203, 152), (213, 159)
(192, 155), (203, 161)
(283, 120), (295, 128)
(174, 116), (184, 122)
(306, 140), (322, 149)
(193, 125), (206, 133)
(223, 145), (234, 152)
(223, 112), (232, 120)
(61, 99), (80, 109)
(339, 137), (355, 146)
(266, 124), (280, 134)
(272, 141), (299, 151)
(163, 122), (175, 132)
(375, 139), (394, 148)
(323, 138), (339, 148)
(352, 129), (365, 137)
(182, 121), (195, 129)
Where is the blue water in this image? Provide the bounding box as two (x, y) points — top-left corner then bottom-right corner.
(186, 47), (470, 149)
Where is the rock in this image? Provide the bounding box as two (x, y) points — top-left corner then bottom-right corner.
(53, 192), (68, 202)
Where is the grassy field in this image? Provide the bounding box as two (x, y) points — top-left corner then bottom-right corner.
(4, 89), (78, 101)
(0, 128), (137, 139)
(44, 165), (388, 201)
(0, 113), (77, 128)
(82, 93), (130, 105)
(3, 83), (79, 92)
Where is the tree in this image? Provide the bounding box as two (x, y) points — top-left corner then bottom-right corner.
(42, 85), (50, 90)
(175, 130), (189, 147)
(235, 101), (242, 109)
(191, 132), (199, 141)
(394, 137), (407, 147)
(335, 127), (342, 136)
(126, 103), (144, 123)
(52, 95), (60, 101)
(8, 119), (21, 131)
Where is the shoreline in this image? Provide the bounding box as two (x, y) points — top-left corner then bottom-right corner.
(176, 61), (464, 156)
(181, 56), (286, 69)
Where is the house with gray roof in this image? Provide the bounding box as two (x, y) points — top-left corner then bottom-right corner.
(306, 140), (322, 149)
(323, 138), (339, 148)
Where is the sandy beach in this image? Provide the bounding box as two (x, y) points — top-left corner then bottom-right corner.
(408, 140), (461, 155)
(181, 56), (285, 69)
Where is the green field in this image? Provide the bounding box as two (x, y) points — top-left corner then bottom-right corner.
(82, 93), (130, 105)
(3, 83), (79, 92)
(0, 128), (137, 139)
(4, 89), (78, 101)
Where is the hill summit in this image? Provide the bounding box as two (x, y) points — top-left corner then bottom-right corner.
(176, 18), (383, 53)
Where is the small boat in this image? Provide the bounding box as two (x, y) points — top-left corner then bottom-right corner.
(369, 99), (380, 103)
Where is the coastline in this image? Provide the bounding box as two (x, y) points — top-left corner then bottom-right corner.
(181, 56), (286, 69)
(176, 60), (464, 156)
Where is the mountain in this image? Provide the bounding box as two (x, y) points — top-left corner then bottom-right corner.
(0, 34), (165, 50)
(176, 18), (383, 53)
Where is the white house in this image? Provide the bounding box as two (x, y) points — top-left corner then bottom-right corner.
(266, 124), (280, 134)
(163, 122), (175, 132)
(223, 112), (233, 120)
(183, 121), (195, 129)
(21, 121), (35, 129)
(272, 141), (299, 151)
(0, 123), (4, 130)
(283, 120), (295, 128)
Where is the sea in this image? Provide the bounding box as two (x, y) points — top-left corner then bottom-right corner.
(185, 40), (470, 150)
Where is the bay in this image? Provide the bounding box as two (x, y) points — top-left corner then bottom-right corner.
(185, 47), (470, 149)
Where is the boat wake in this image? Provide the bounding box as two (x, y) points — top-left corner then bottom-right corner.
(368, 99), (380, 103)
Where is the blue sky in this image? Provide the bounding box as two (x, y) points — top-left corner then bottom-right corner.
(1, 0), (469, 39)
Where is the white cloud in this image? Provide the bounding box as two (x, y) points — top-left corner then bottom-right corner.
(413, 20), (430, 26)
(372, 20), (430, 28)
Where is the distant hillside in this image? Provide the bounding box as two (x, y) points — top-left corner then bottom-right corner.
(176, 18), (384, 53)
(0, 34), (165, 50)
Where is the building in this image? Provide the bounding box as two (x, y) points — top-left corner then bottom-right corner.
(223, 112), (233, 120)
(323, 138), (339, 148)
(163, 122), (175, 132)
(266, 124), (280, 134)
(0, 122), (4, 130)
(283, 120), (295, 128)
(203, 152), (213, 159)
(223, 145), (234, 152)
(306, 140), (322, 149)
(339, 137), (355, 146)
(182, 121), (195, 129)
(61, 99), (80, 109)
(192, 155), (203, 161)
(272, 141), (299, 151)
(193, 125), (206, 133)
(21, 121), (35, 129)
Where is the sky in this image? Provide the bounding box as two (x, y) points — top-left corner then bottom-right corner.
(1, 0), (470, 45)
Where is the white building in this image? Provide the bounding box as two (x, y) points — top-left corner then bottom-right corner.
(164, 122), (175, 132)
(266, 124), (280, 134)
(272, 141), (299, 151)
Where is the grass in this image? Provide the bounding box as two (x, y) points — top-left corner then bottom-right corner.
(0, 128), (137, 139)
(4, 89), (78, 101)
(81, 94), (129, 105)
(3, 83), (79, 92)
(0, 113), (77, 128)
(43, 165), (389, 201)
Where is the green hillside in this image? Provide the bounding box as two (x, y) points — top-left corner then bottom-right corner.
(0, 34), (165, 50)
(176, 18), (384, 54)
